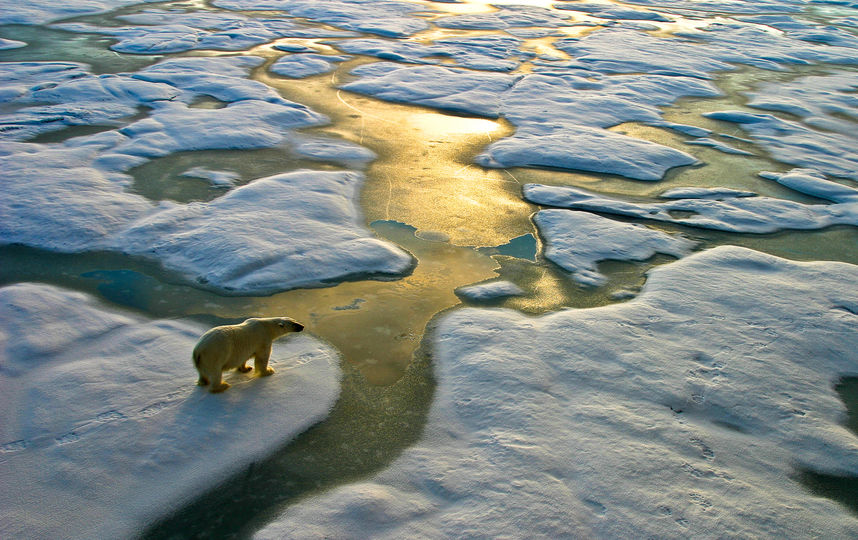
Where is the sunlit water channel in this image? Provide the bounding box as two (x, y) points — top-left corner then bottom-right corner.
(2, 0), (857, 536)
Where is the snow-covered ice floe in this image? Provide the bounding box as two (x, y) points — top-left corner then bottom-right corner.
(0, 283), (342, 540)
(534, 210), (697, 286)
(524, 168), (858, 234)
(455, 280), (525, 302)
(254, 246), (858, 539)
(0, 148), (414, 293)
(0, 0), (157, 25)
(1, 56), (409, 294)
(110, 170), (416, 294)
(342, 64), (716, 179)
(213, 0), (430, 38)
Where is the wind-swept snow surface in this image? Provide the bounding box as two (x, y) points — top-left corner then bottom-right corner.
(0, 283), (342, 540)
(256, 247), (858, 539)
(524, 168), (858, 234)
(534, 210), (697, 286)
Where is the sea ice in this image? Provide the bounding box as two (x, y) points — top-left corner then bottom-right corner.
(0, 38), (25, 50)
(0, 0), (156, 25)
(270, 54), (350, 78)
(744, 70), (858, 135)
(433, 4), (573, 30)
(0, 143), (154, 251)
(684, 137), (754, 155)
(455, 281), (525, 302)
(704, 111), (858, 180)
(180, 166), (241, 187)
(342, 65), (716, 179)
(110, 170), (415, 294)
(524, 168), (858, 234)
(553, 2), (674, 22)
(534, 209), (697, 286)
(0, 283), (342, 540)
(341, 63), (516, 118)
(213, 0), (429, 37)
(254, 246), (858, 539)
(475, 125), (698, 181)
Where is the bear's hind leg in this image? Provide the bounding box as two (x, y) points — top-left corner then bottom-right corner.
(197, 375), (210, 386)
(208, 370), (231, 393)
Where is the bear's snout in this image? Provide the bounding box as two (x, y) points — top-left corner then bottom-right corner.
(294, 322), (305, 332)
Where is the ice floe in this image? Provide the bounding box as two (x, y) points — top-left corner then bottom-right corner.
(553, 2), (674, 22)
(270, 53), (350, 78)
(180, 166), (241, 187)
(744, 70), (858, 135)
(341, 65), (717, 179)
(255, 246), (858, 539)
(433, 4), (573, 30)
(455, 280), (525, 302)
(705, 111), (858, 180)
(534, 209), (697, 286)
(341, 63), (516, 118)
(0, 283), (342, 540)
(214, 0), (429, 37)
(476, 124), (698, 180)
(0, 0), (154, 25)
(111, 170), (415, 293)
(524, 168), (858, 234)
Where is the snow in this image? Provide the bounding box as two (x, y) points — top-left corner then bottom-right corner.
(533, 210), (697, 286)
(524, 168), (858, 234)
(269, 54), (350, 78)
(553, 2), (674, 22)
(213, 0), (429, 38)
(0, 0), (157, 25)
(254, 246), (858, 539)
(455, 280), (525, 302)
(180, 167), (240, 187)
(110, 170), (415, 294)
(53, 11), (350, 53)
(341, 63), (516, 118)
(0, 282), (342, 540)
(684, 137), (754, 155)
(475, 125), (698, 181)
(744, 70), (858, 135)
(433, 4), (573, 30)
(0, 56), (409, 295)
(342, 66), (717, 179)
(0, 38), (26, 50)
(705, 111), (858, 180)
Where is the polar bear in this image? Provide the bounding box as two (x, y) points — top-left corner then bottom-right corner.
(193, 317), (304, 393)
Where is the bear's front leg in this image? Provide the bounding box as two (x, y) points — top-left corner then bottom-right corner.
(253, 346), (275, 376)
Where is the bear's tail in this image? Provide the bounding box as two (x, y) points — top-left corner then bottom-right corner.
(193, 352), (202, 368)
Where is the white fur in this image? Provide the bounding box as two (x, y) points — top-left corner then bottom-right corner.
(192, 317), (304, 393)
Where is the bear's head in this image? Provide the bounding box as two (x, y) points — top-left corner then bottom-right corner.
(269, 316), (304, 338)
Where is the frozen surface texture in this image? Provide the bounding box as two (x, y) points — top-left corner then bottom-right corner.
(455, 281), (525, 302)
(704, 111), (858, 180)
(524, 168), (858, 234)
(213, 0), (429, 37)
(255, 246), (858, 539)
(534, 210), (697, 286)
(0, 283), (342, 540)
(0, 0), (156, 25)
(0, 56), (406, 294)
(111, 170), (415, 294)
(342, 66), (716, 179)
(270, 54), (349, 78)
